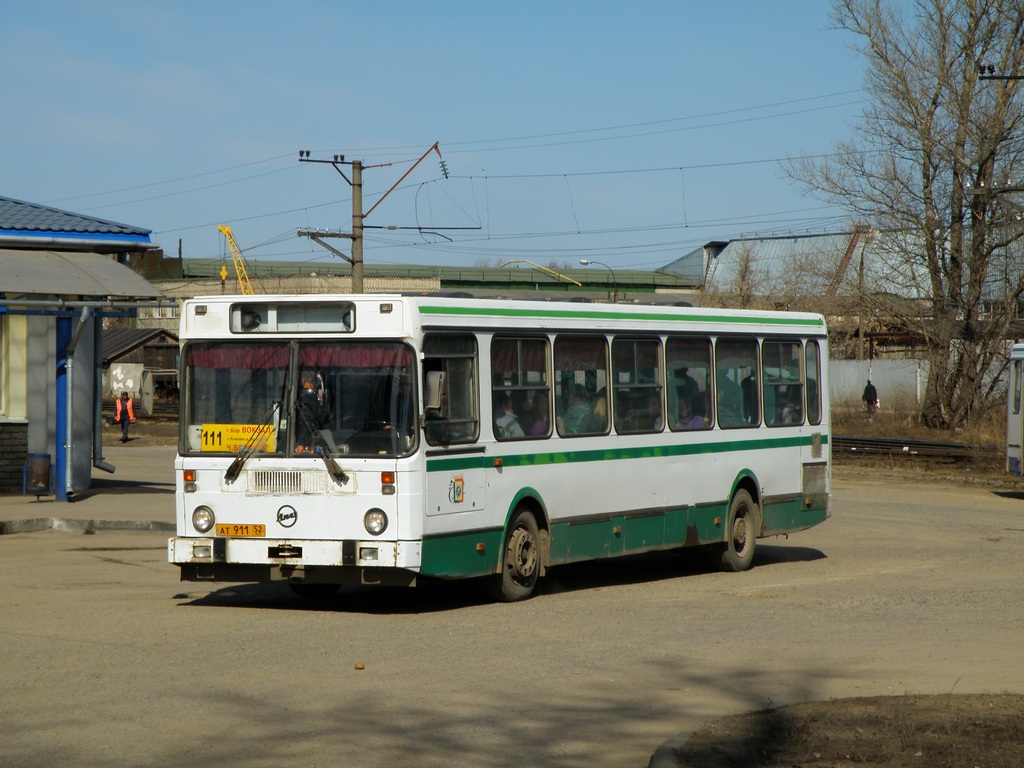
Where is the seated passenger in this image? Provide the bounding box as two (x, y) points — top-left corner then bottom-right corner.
(581, 394), (608, 433)
(626, 393), (663, 431)
(561, 386), (591, 434)
(494, 393), (524, 438)
(529, 398), (550, 436)
(675, 394), (708, 430)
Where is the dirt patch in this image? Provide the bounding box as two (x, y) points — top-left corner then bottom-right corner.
(673, 693), (1024, 767)
(107, 418), (179, 446)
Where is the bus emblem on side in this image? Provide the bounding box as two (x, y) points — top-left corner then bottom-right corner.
(277, 505), (298, 528)
(449, 475), (465, 504)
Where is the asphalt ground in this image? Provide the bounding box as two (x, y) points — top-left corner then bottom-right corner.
(0, 432), (177, 534)
(3, 423), (1020, 768)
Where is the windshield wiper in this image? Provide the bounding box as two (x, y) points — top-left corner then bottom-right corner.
(224, 402), (280, 485)
(295, 400), (349, 486)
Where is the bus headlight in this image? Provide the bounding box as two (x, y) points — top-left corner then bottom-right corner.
(192, 506), (215, 533)
(364, 508), (388, 536)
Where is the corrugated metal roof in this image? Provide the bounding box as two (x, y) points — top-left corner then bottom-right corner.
(0, 249), (164, 297)
(664, 233), (876, 295)
(102, 328), (178, 364)
(0, 196), (151, 237)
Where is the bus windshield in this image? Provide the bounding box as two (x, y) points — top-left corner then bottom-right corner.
(181, 340), (417, 458)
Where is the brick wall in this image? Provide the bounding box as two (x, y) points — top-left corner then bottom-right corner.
(0, 422), (29, 494)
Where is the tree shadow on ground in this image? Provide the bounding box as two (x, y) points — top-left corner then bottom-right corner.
(667, 693), (1024, 768)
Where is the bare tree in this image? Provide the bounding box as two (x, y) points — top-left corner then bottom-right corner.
(699, 245), (774, 309)
(787, 0), (1024, 428)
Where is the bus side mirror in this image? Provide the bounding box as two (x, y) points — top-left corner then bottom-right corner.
(424, 371), (447, 419)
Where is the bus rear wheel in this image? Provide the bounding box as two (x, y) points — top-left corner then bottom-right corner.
(721, 489), (758, 572)
(487, 508), (541, 602)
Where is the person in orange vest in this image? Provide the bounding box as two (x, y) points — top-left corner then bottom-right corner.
(115, 391), (136, 443)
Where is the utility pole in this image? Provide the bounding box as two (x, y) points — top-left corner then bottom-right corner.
(351, 160), (363, 293)
(297, 144), (445, 294)
(297, 153), (367, 293)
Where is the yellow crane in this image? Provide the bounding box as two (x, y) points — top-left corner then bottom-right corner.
(217, 225), (255, 295)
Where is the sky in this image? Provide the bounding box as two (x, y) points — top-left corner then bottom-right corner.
(2, 2), (868, 273)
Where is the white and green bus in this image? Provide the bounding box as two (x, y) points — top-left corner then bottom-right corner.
(168, 294), (831, 601)
(1007, 343), (1024, 476)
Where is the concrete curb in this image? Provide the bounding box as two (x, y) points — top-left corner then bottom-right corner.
(0, 518), (175, 535)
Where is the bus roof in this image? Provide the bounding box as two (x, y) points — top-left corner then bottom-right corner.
(179, 293), (828, 339)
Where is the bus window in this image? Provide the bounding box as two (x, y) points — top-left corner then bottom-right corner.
(763, 340), (804, 426)
(716, 338), (759, 428)
(805, 340), (822, 425)
(182, 342), (289, 454)
(423, 334), (479, 446)
(667, 337), (713, 431)
(492, 337), (551, 440)
(554, 336), (609, 436)
(613, 338), (664, 433)
(296, 341), (416, 457)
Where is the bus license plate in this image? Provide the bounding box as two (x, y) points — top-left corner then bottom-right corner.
(216, 523), (266, 537)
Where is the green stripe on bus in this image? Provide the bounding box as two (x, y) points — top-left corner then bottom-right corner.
(419, 304), (825, 327)
(421, 528), (503, 578)
(426, 433), (829, 473)
(763, 496), (829, 535)
(419, 496), (829, 578)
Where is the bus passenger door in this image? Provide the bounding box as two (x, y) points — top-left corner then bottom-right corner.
(422, 335), (488, 522)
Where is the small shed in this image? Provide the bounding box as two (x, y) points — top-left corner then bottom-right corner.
(101, 327), (179, 416)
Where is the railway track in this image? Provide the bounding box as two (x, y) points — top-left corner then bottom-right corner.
(832, 435), (1002, 464)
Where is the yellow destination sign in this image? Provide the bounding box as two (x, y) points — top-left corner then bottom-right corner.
(200, 423), (276, 453)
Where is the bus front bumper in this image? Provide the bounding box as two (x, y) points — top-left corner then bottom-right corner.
(168, 536), (421, 586)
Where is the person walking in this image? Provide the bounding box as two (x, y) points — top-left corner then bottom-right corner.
(861, 379), (879, 423)
(115, 391), (136, 442)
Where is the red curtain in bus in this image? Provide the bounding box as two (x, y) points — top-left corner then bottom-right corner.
(492, 339), (547, 374)
(554, 337), (607, 370)
(186, 344), (289, 369)
(298, 343), (413, 368)
(187, 342), (413, 370)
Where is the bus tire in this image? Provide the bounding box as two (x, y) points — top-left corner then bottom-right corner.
(487, 508), (541, 602)
(721, 489), (758, 572)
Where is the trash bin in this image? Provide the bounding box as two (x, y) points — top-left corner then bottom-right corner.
(24, 454), (52, 496)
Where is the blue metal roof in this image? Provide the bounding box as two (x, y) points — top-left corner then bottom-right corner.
(0, 195), (152, 245)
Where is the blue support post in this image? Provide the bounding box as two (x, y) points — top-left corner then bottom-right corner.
(55, 316), (71, 501)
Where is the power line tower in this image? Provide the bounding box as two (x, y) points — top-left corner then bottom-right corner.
(297, 143), (449, 293)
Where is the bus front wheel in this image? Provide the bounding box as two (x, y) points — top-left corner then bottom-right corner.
(487, 508), (541, 602)
(721, 490), (758, 572)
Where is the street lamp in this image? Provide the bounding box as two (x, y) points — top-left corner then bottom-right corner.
(498, 260), (582, 286)
(579, 259), (618, 303)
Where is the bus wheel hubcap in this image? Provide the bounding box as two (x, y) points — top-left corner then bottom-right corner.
(733, 516), (748, 550)
(508, 527), (537, 581)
